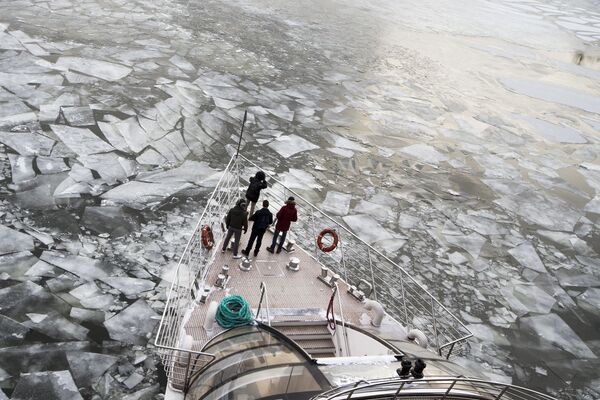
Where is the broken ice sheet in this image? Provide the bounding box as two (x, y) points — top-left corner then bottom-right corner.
(56, 56), (132, 81)
(518, 115), (587, 144)
(61, 106), (95, 127)
(79, 153), (131, 183)
(8, 154), (35, 183)
(495, 190), (580, 231)
(12, 371), (83, 399)
(520, 313), (596, 359)
(169, 54), (195, 72)
(455, 212), (508, 235)
(103, 299), (159, 345)
(40, 251), (114, 281)
(342, 214), (395, 244)
(321, 191), (352, 216)
(445, 232), (486, 259)
(0, 131), (55, 156)
(508, 242), (546, 273)
(267, 134), (319, 158)
(50, 124), (114, 155)
(69, 282), (114, 310)
(501, 77), (600, 114)
(66, 351), (118, 387)
(100, 277), (155, 296)
(0, 315), (29, 347)
(399, 144), (448, 165)
(23, 311), (89, 341)
(36, 156), (69, 174)
(276, 168), (322, 190)
(0, 225), (34, 255)
(500, 283), (555, 316)
(101, 180), (193, 209)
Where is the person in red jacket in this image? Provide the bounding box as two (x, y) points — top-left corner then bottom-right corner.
(267, 197), (298, 254)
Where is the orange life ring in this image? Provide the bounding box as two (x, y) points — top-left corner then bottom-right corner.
(201, 225), (214, 250)
(317, 228), (338, 253)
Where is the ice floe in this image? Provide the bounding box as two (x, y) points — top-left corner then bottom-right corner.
(50, 125), (114, 156)
(101, 277), (155, 297)
(66, 351), (118, 387)
(23, 311), (89, 341)
(399, 144), (448, 165)
(267, 134), (319, 158)
(103, 299), (159, 345)
(508, 242), (546, 273)
(520, 313), (596, 359)
(0, 225), (34, 255)
(502, 77), (600, 114)
(40, 251), (113, 281)
(321, 191), (352, 216)
(342, 214), (395, 244)
(519, 116), (587, 144)
(0, 131), (55, 156)
(11, 370), (83, 400)
(445, 232), (486, 259)
(56, 56), (132, 81)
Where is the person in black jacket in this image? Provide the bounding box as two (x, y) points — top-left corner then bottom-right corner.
(222, 198), (248, 259)
(241, 200), (273, 258)
(245, 171), (268, 216)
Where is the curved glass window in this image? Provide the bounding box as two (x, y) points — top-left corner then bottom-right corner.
(187, 326), (329, 400)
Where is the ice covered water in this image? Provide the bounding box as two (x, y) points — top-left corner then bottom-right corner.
(0, 0), (599, 398)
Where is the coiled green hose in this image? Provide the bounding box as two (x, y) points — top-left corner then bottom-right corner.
(215, 295), (253, 329)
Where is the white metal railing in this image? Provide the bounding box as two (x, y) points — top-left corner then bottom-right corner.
(237, 154), (472, 358)
(154, 155), (240, 390)
(311, 376), (557, 400)
(155, 153), (473, 390)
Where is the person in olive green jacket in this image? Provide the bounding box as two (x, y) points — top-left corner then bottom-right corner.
(222, 198), (248, 259)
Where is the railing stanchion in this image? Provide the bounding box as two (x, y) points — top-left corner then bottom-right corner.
(367, 248), (377, 301)
(393, 381), (407, 399)
(431, 298), (441, 355)
(442, 379), (458, 399)
(400, 274), (409, 327)
(495, 385), (509, 400)
(310, 207), (319, 262)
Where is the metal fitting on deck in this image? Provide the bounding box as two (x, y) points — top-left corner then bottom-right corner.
(286, 257), (300, 271)
(239, 258), (252, 271)
(363, 299), (385, 327)
(318, 267), (339, 288)
(283, 240), (296, 253)
(215, 265), (230, 288)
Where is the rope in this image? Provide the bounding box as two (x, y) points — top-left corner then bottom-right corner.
(215, 295), (254, 329)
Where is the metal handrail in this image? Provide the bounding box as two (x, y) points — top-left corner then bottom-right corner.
(256, 281), (271, 326)
(238, 154), (472, 357)
(154, 155), (239, 388)
(155, 152), (473, 390)
(312, 376), (557, 400)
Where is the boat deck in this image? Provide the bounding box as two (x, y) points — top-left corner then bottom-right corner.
(183, 226), (408, 352)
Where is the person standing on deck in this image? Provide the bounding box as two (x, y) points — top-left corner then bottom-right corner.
(245, 171), (268, 216)
(267, 197), (298, 254)
(222, 198), (248, 259)
(241, 200), (273, 258)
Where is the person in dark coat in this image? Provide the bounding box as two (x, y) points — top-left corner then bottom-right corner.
(222, 198), (248, 259)
(241, 200), (273, 258)
(245, 171), (268, 216)
(267, 197), (298, 254)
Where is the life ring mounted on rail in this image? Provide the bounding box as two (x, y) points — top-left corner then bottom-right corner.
(317, 228), (339, 253)
(201, 225), (214, 250)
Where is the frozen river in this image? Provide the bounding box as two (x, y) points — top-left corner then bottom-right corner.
(0, 0), (599, 398)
